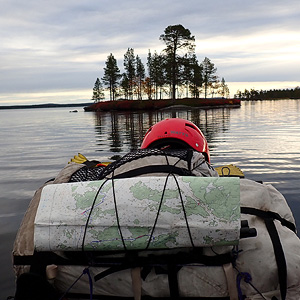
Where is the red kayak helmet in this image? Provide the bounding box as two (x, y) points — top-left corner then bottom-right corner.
(141, 118), (210, 162)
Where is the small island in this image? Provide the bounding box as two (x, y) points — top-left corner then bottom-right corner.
(87, 25), (233, 112)
(84, 97), (241, 112)
(85, 24), (299, 112)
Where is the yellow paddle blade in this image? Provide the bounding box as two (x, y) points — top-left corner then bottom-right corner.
(68, 153), (87, 164)
(68, 153), (112, 166)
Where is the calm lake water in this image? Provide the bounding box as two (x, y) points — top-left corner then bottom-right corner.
(0, 99), (300, 298)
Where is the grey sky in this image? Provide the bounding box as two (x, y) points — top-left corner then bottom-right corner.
(1, 0), (299, 104)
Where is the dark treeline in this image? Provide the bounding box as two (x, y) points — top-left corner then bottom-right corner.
(92, 24), (230, 102)
(235, 87), (300, 100)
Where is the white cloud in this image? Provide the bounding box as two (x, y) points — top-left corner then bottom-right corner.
(1, 0), (300, 104)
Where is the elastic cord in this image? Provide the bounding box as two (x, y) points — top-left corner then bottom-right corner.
(172, 174), (195, 248)
(81, 178), (109, 252)
(111, 170), (127, 251)
(59, 267), (93, 300)
(146, 173), (171, 249)
(235, 267), (267, 300)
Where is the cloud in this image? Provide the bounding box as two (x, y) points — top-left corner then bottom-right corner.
(0, 0), (300, 104)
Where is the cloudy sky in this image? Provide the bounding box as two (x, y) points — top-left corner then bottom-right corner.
(1, 0), (300, 105)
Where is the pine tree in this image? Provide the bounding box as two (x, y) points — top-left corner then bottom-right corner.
(160, 24), (195, 99)
(146, 50), (153, 100)
(136, 55), (145, 100)
(102, 53), (121, 101)
(149, 51), (165, 99)
(189, 55), (203, 98)
(92, 78), (105, 102)
(120, 74), (130, 100)
(218, 77), (230, 98)
(201, 57), (218, 98)
(123, 48), (136, 99)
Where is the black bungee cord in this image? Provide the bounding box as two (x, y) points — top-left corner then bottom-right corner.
(145, 173), (171, 250)
(172, 173), (195, 248)
(145, 172), (195, 249)
(81, 178), (110, 253)
(111, 169), (127, 251)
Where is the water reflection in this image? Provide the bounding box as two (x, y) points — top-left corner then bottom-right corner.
(91, 100), (300, 230)
(93, 107), (236, 156)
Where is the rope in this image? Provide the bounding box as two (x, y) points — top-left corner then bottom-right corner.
(59, 267), (93, 300)
(146, 173), (171, 249)
(236, 271), (252, 300)
(145, 152), (191, 250)
(84, 268), (94, 300)
(111, 170), (127, 251)
(81, 178), (110, 252)
(236, 268), (267, 300)
(172, 173), (195, 248)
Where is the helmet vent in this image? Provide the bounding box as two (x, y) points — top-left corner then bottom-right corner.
(164, 131), (167, 134)
(185, 123), (197, 130)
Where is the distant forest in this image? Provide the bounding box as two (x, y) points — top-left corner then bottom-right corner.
(92, 24), (230, 102)
(235, 87), (300, 100)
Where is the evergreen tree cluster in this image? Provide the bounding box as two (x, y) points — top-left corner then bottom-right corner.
(92, 24), (229, 102)
(235, 87), (300, 100)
